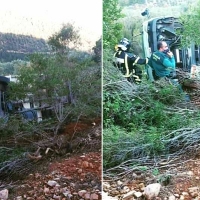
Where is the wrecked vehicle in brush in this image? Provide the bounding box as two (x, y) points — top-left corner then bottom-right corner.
(0, 75), (60, 123)
(0, 75), (40, 122)
(141, 16), (200, 81)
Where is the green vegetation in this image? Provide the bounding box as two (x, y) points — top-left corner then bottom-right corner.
(103, 62), (200, 169)
(0, 23), (100, 75)
(0, 23), (101, 164)
(103, 0), (124, 50)
(0, 33), (50, 63)
(178, 0), (200, 46)
(48, 23), (80, 54)
(118, 0), (194, 7)
(103, 0), (200, 177)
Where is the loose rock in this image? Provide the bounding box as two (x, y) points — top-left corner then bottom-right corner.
(144, 183), (161, 200)
(0, 189), (8, 200)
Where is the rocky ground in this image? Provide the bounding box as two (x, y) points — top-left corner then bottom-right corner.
(102, 158), (200, 200)
(0, 119), (102, 200)
(103, 156), (200, 199)
(7, 152), (102, 200)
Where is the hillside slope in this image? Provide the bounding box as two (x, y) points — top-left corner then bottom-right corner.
(0, 32), (50, 62)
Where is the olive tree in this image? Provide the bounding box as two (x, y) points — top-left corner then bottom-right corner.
(48, 23), (81, 54)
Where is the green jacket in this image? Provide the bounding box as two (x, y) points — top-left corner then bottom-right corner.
(148, 51), (175, 77)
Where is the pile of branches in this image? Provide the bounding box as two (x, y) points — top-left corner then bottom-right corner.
(104, 127), (200, 180)
(176, 68), (200, 90)
(0, 120), (102, 182)
(71, 124), (102, 153)
(176, 68), (200, 107)
(0, 156), (42, 181)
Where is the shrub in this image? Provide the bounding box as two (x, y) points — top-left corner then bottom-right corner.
(92, 38), (102, 64)
(103, 60), (200, 169)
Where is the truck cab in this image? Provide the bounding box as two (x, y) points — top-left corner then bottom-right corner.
(142, 16), (200, 81)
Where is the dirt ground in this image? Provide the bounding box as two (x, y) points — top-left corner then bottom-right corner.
(2, 118), (102, 200)
(103, 155), (200, 199)
(9, 152), (102, 200)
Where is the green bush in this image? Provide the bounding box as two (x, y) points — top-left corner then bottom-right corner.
(103, 1), (200, 173)
(103, 76), (184, 130)
(103, 60), (200, 169)
(103, 126), (166, 169)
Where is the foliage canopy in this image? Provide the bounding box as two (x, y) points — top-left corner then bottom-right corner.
(179, 0), (200, 46)
(48, 23), (81, 53)
(103, 0), (124, 50)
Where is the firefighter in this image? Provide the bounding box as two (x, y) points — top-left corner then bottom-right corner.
(113, 38), (148, 83)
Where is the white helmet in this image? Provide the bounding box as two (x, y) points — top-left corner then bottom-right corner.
(117, 38), (131, 51)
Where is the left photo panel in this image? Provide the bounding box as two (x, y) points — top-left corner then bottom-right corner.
(0, 0), (102, 199)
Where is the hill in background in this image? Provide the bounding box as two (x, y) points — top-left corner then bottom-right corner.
(0, 32), (50, 62)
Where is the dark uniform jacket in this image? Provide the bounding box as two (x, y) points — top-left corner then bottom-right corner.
(148, 51), (175, 78)
(113, 50), (148, 82)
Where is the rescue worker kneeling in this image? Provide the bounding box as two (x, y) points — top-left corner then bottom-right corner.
(113, 38), (148, 83)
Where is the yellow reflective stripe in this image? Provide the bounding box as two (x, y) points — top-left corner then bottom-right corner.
(115, 44), (118, 51)
(113, 51), (121, 59)
(125, 53), (129, 76)
(132, 75), (141, 81)
(123, 53), (132, 77)
(123, 74), (132, 77)
(132, 56), (140, 66)
(123, 56), (141, 78)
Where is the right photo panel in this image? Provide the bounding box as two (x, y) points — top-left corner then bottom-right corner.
(103, 0), (200, 199)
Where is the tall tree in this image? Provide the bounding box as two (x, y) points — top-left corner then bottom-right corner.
(48, 23), (81, 54)
(179, 0), (200, 46)
(103, 0), (124, 50)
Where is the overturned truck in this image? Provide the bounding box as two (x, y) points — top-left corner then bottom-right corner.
(0, 76), (41, 122)
(142, 16), (200, 81)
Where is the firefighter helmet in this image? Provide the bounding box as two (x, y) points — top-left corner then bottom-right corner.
(117, 38), (131, 51)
